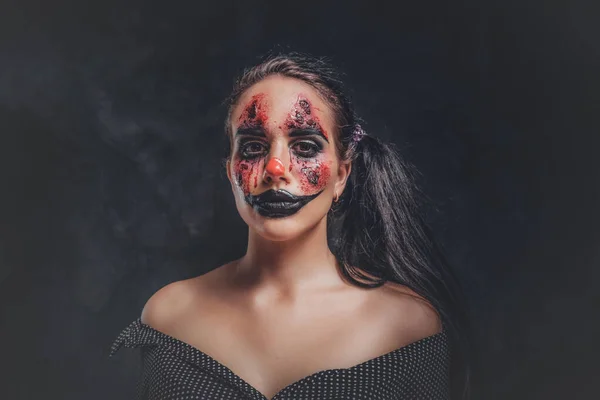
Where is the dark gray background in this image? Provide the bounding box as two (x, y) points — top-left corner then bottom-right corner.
(0, 0), (598, 399)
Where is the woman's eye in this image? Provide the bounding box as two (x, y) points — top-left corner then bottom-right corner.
(240, 142), (267, 158)
(292, 141), (320, 158)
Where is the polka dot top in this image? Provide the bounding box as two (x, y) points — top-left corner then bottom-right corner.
(109, 318), (451, 400)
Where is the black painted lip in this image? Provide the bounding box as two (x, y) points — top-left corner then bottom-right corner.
(245, 189), (322, 218)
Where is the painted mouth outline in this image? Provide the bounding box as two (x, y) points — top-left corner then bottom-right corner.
(244, 189), (323, 218)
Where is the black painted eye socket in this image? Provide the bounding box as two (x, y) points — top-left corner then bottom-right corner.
(292, 141), (320, 158)
(240, 141), (268, 158)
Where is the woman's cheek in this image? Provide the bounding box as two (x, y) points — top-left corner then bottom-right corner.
(293, 157), (332, 194)
(233, 158), (263, 196)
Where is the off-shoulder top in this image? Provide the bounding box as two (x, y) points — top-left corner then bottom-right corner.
(109, 318), (451, 400)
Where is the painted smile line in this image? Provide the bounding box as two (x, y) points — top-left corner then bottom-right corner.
(244, 189), (323, 218)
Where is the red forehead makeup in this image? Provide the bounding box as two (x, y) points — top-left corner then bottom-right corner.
(283, 96), (329, 140)
(238, 93), (269, 127)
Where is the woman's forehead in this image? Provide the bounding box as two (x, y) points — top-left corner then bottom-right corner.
(231, 76), (334, 129)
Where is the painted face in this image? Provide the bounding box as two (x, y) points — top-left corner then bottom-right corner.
(227, 76), (348, 233)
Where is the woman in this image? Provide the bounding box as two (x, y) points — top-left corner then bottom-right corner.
(110, 53), (471, 400)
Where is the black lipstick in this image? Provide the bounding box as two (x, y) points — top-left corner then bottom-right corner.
(244, 189), (322, 218)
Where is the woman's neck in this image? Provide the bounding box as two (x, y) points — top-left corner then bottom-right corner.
(233, 217), (344, 300)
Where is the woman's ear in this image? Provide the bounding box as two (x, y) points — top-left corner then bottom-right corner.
(225, 158), (232, 184)
(335, 160), (352, 197)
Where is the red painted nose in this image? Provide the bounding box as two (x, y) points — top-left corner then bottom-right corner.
(266, 157), (285, 176)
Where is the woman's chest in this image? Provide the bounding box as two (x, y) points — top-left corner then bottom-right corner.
(168, 303), (403, 398)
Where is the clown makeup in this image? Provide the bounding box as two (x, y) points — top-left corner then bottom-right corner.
(238, 93), (269, 129)
(231, 91), (336, 218)
(284, 96), (329, 141)
(283, 95), (332, 197)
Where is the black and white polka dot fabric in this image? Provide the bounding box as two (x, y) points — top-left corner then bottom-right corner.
(109, 318), (451, 400)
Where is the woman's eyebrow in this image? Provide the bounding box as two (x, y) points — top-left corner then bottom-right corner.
(235, 127), (266, 138)
(288, 128), (329, 143)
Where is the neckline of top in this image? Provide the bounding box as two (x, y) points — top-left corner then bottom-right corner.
(118, 318), (448, 400)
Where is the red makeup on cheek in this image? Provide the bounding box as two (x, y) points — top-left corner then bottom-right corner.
(238, 93), (269, 127)
(233, 93), (269, 196)
(296, 159), (331, 194)
(233, 159), (262, 196)
(284, 96), (328, 140)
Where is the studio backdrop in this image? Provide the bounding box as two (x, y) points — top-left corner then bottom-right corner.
(0, 0), (598, 399)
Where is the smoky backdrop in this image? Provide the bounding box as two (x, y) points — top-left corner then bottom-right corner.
(0, 0), (598, 399)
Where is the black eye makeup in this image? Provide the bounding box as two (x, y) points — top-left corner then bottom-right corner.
(239, 140), (268, 159)
(287, 128), (327, 159)
(234, 127), (327, 160)
(291, 140), (322, 158)
(288, 128), (328, 143)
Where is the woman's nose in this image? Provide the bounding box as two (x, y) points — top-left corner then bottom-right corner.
(263, 156), (290, 183)
(266, 158), (285, 176)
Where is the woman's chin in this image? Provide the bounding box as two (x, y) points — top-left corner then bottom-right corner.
(238, 209), (314, 242)
(251, 215), (307, 241)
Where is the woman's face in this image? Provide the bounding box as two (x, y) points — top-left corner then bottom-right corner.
(227, 75), (351, 241)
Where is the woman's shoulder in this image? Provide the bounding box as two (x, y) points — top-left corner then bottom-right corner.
(140, 280), (199, 334)
(140, 264), (229, 331)
(375, 281), (444, 345)
(354, 267), (443, 341)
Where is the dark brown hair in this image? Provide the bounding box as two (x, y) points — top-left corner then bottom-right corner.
(224, 52), (472, 399)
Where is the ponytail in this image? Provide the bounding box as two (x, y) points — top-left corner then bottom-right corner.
(227, 52), (472, 400)
(330, 132), (472, 400)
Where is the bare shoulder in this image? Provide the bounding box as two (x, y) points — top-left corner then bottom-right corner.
(140, 262), (235, 331)
(377, 281), (443, 343)
(140, 278), (198, 330)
